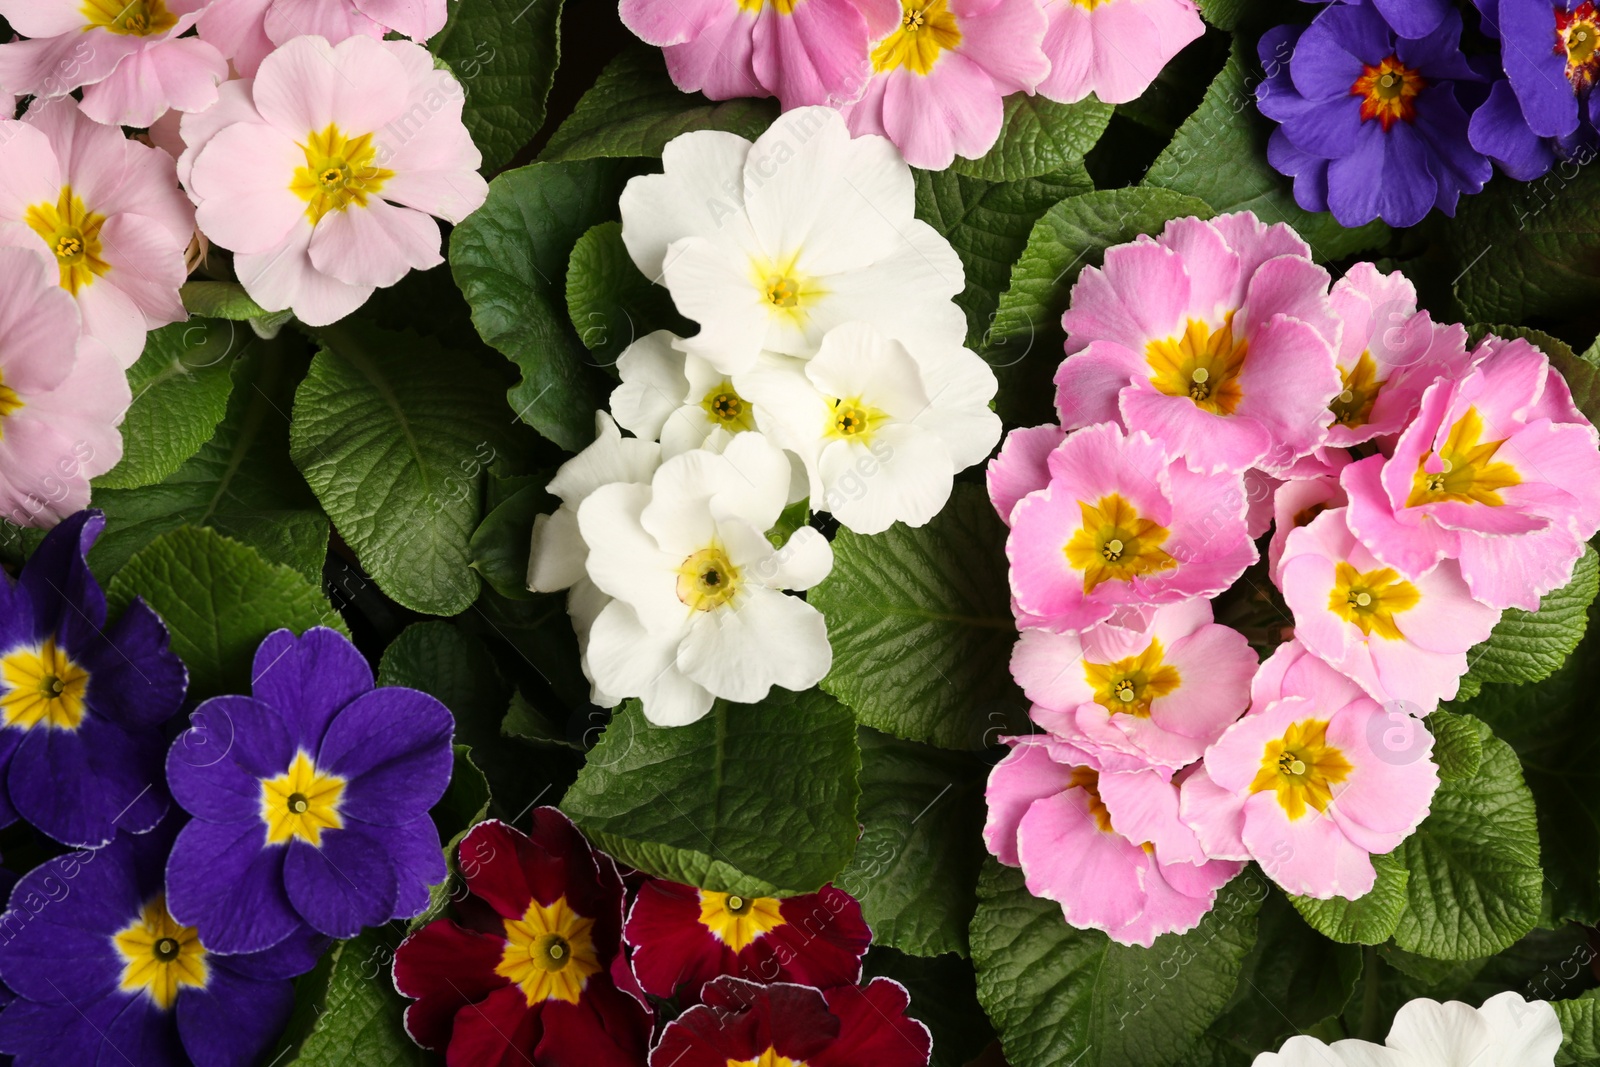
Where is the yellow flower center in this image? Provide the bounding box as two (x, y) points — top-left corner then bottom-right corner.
(701, 382), (756, 433)
(1405, 406), (1521, 508)
(697, 890), (787, 952)
(1352, 55), (1425, 131)
(1063, 493), (1176, 594)
(81, 0), (178, 35)
(1330, 350), (1384, 428)
(260, 751), (346, 846)
(730, 1052), (806, 1067)
(25, 186), (109, 296)
(0, 369), (21, 436)
(748, 255), (822, 323)
(1068, 766), (1114, 833)
(115, 895), (207, 1010)
(1249, 719), (1353, 821)
(1329, 561), (1421, 641)
(1083, 639), (1182, 718)
(0, 639), (89, 731)
(678, 545), (741, 612)
(1559, 5), (1600, 88)
(496, 895), (601, 1006)
(1146, 314), (1249, 415)
(872, 0), (962, 74)
(290, 124), (394, 225)
(825, 395), (888, 443)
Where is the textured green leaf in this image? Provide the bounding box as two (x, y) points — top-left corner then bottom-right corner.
(561, 692), (860, 897)
(1290, 852), (1410, 946)
(1428, 709), (1484, 782)
(1392, 716), (1542, 960)
(106, 526), (346, 701)
(971, 860), (1263, 1067)
(1556, 990), (1600, 1067)
(950, 94), (1113, 182)
(834, 729), (989, 957)
(862, 947), (994, 1067)
(1455, 546), (1598, 701)
(429, 0), (560, 173)
(95, 320), (236, 490)
(565, 220), (692, 368)
(469, 482), (552, 601)
(179, 281), (273, 321)
(290, 321), (527, 616)
(913, 166), (1093, 350)
(285, 930), (427, 1067)
(1563, 333), (1600, 425)
(450, 159), (629, 451)
(981, 187), (1213, 427)
(810, 484), (1027, 750)
(1145, 39), (1390, 262)
(541, 43), (778, 162)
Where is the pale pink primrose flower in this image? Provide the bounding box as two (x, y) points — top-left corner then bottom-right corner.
(180, 35), (488, 327)
(0, 0), (228, 128)
(1012, 599), (1257, 770)
(0, 97), (195, 369)
(984, 735), (1243, 947)
(1037, 0), (1204, 106)
(1342, 335), (1600, 610)
(1005, 421), (1257, 633)
(1180, 640), (1439, 900)
(841, 0), (1051, 170)
(1266, 450), (1349, 583)
(1055, 211), (1342, 475)
(0, 248), (129, 528)
(199, 0), (452, 77)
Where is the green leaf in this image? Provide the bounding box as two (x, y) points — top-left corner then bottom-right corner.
(106, 526), (345, 701)
(1428, 710), (1484, 782)
(810, 484), (1028, 750)
(862, 947), (994, 1067)
(1144, 39), (1390, 262)
(565, 220), (692, 368)
(1455, 546), (1599, 702)
(1392, 715), (1542, 960)
(503, 688), (584, 750)
(950, 95), (1113, 183)
(1562, 333), (1600, 425)
(970, 860), (1263, 1067)
(179, 281), (272, 321)
(913, 166), (1094, 349)
(89, 337), (329, 584)
(561, 691), (861, 897)
(541, 43), (778, 162)
(468, 483), (550, 601)
(1289, 852), (1409, 946)
(981, 187), (1213, 427)
(95, 320), (236, 490)
(834, 729), (989, 957)
(285, 930), (427, 1067)
(1556, 990), (1600, 1067)
(290, 321), (527, 616)
(428, 0), (561, 174)
(450, 159), (630, 451)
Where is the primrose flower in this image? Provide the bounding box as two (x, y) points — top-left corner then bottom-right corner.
(985, 736), (1244, 946)
(1006, 422), (1257, 634)
(1037, 0), (1205, 105)
(181, 34), (488, 327)
(393, 813), (652, 1067)
(0, 818), (328, 1067)
(619, 107), (965, 374)
(1266, 453), (1348, 583)
(578, 432), (833, 725)
(0, 510), (184, 847)
(624, 880), (870, 1004)
(165, 628), (455, 952)
(199, 0), (451, 76)
(1252, 992), (1561, 1067)
(0, 97), (196, 368)
(841, 0), (1051, 170)
(1054, 212), (1341, 475)
(611, 331), (771, 460)
(1181, 641), (1439, 899)
(739, 322), (1002, 533)
(1012, 599), (1257, 770)
(650, 976), (930, 1067)
(1342, 335), (1600, 610)
(0, 0), (228, 127)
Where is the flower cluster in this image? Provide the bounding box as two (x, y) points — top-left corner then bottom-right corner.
(619, 0), (1206, 168)
(393, 808), (931, 1066)
(1258, 0), (1600, 226)
(1253, 991), (1561, 1066)
(529, 109), (1002, 726)
(984, 210), (1600, 943)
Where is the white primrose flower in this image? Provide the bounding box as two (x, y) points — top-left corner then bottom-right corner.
(577, 431), (834, 726)
(739, 322), (1002, 534)
(618, 106), (966, 376)
(1251, 992), (1560, 1067)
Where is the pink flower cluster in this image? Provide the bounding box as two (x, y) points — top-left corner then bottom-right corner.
(985, 211), (1600, 944)
(619, 0), (1206, 169)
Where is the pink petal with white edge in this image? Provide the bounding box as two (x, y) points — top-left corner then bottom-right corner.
(983, 738), (1077, 866)
(1238, 253), (1339, 347)
(754, 0), (873, 108)
(1098, 767), (1206, 866)
(253, 35), (409, 141)
(619, 0), (727, 48)
(1062, 238), (1190, 360)
(309, 199), (442, 289)
(1154, 216), (1243, 328)
(1323, 702), (1438, 846)
(1007, 485), (1109, 631)
(1152, 622), (1257, 741)
(352, 0), (449, 39)
(1120, 386), (1274, 474)
(1017, 788), (1148, 932)
(1176, 764), (1248, 860)
(989, 424), (1066, 527)
(1205, 210), (1313, 282)
(1072, 703), (1207, 769)
(880, 55), (1004, 171)
(1456, 519), (1591, 612)
(1342, 454), (1458, 579)
(1231, 315), (1340, 466)
(1202, 694), (1314, 795)
(1268, 471), (1346, 584)
(1046, 423), (1174, 527)
(1243, 791), (1377, 899)
(190, 122), (310, 255)
(235, 223), (373, 326)
(1113, 854), (1241, 948)
(1053, 339), (1143, 429)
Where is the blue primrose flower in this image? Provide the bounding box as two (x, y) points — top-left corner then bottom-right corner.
(1258, 1), (1493, 227)
(165, 627), (455, 954)
(0, 510), (185, 847)
(1302, 0), (1458, 38)
(1470, 0), (1600, 179)
(0, 816), (328, 1067)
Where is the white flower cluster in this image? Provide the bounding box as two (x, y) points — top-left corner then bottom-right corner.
(1255, 992), (1560, 1067)
(527, 107), (1001, 727)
